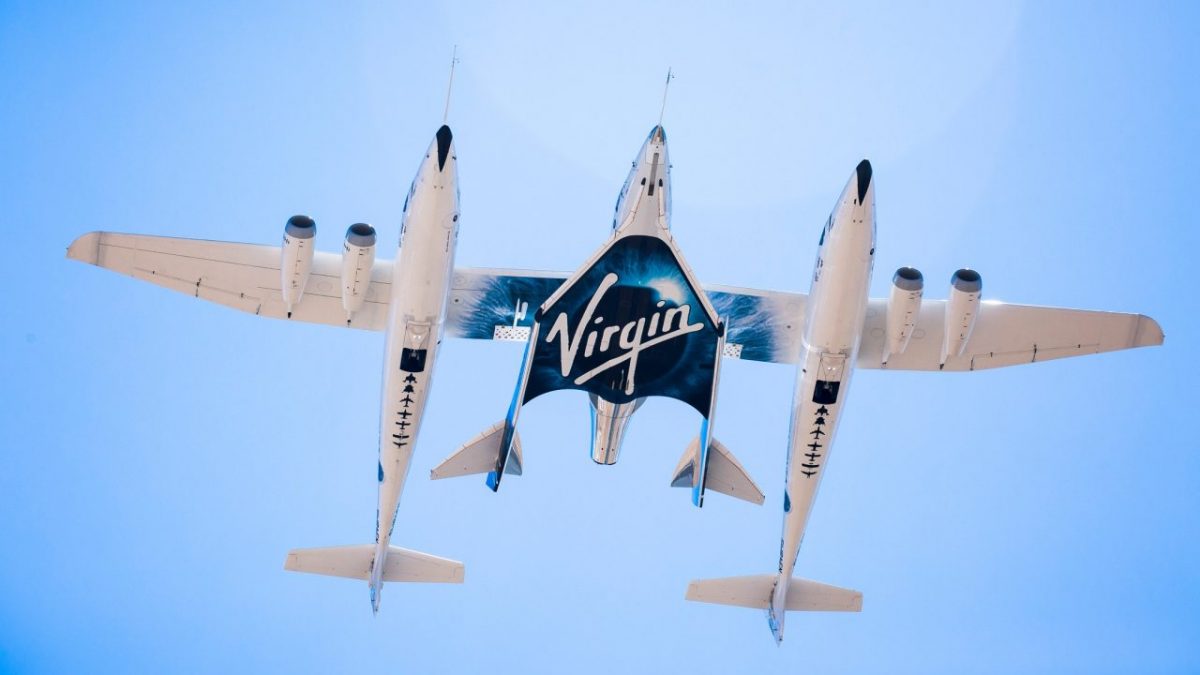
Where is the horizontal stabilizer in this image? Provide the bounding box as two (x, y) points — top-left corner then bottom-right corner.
(685, 574), (861, 612)
(431, 421), (523, 480)
(671, 437), (764, 505)
(284, 544), (464, 583)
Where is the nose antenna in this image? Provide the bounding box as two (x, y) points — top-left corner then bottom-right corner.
(442, 45), (460, 124)
(657, 68), (674, 127)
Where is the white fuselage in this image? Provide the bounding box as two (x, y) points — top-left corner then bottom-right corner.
(769, 163), (876, 640)
(371, 127), (460, 609)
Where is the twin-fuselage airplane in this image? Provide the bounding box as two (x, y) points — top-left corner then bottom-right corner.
(67, 117), (1163, 641)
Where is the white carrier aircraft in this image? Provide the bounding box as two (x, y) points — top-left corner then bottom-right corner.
(67, 121), (1163, 634)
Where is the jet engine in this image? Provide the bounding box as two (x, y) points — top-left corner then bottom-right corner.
(884, 267), (923, 364)
(341, 223), (377, 320)
(940, 268), (982, 366)
(281, 215), (316, 317)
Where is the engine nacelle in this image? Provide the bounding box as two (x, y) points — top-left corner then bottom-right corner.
(589, 394), (645, 465)
(884, 266), (923, 363)
(281, 215), (316, 316)
(341, 223), (377, 320)
(941, 268), (982, 366)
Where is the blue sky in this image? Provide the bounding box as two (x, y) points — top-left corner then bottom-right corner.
(2, 1), (1197, 672)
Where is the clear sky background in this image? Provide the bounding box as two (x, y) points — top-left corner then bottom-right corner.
(2, 2), (1197, 672)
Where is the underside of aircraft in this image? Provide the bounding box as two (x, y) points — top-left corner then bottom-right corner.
(67, 114), (1162, 641)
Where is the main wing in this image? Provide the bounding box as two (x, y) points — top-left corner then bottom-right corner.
(857, 298), (1163, 372)
(68, 232), (1162, 369)
(67, 231), (393, 330)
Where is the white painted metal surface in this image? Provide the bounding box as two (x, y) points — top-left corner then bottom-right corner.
(768, 160), (876, 641)
(341, 223), (377, 320)
(280, 215), (316, 315)
(359, 125), (462, 611)
(884, 267), (923, 363)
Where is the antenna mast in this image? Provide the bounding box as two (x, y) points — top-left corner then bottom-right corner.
(657, 68), (674, 126)
(443, 45), (460, 123)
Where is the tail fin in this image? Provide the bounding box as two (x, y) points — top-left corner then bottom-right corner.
(285, 544), (464, 583)
(431, 421), (523, 480)
(671, 437), (764, 505)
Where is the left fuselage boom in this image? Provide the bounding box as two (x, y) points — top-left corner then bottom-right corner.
(371, 125), (460, 607)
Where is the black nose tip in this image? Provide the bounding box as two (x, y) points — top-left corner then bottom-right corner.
(856, 159), (872, 203)
(436, 125), (453, 171)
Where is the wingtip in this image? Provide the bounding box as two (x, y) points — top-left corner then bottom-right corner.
(1134, 314), (1165, 347)
(66, 231), (101, 264)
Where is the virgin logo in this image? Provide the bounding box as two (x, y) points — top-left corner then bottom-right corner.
(544, 272), (703, 395)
